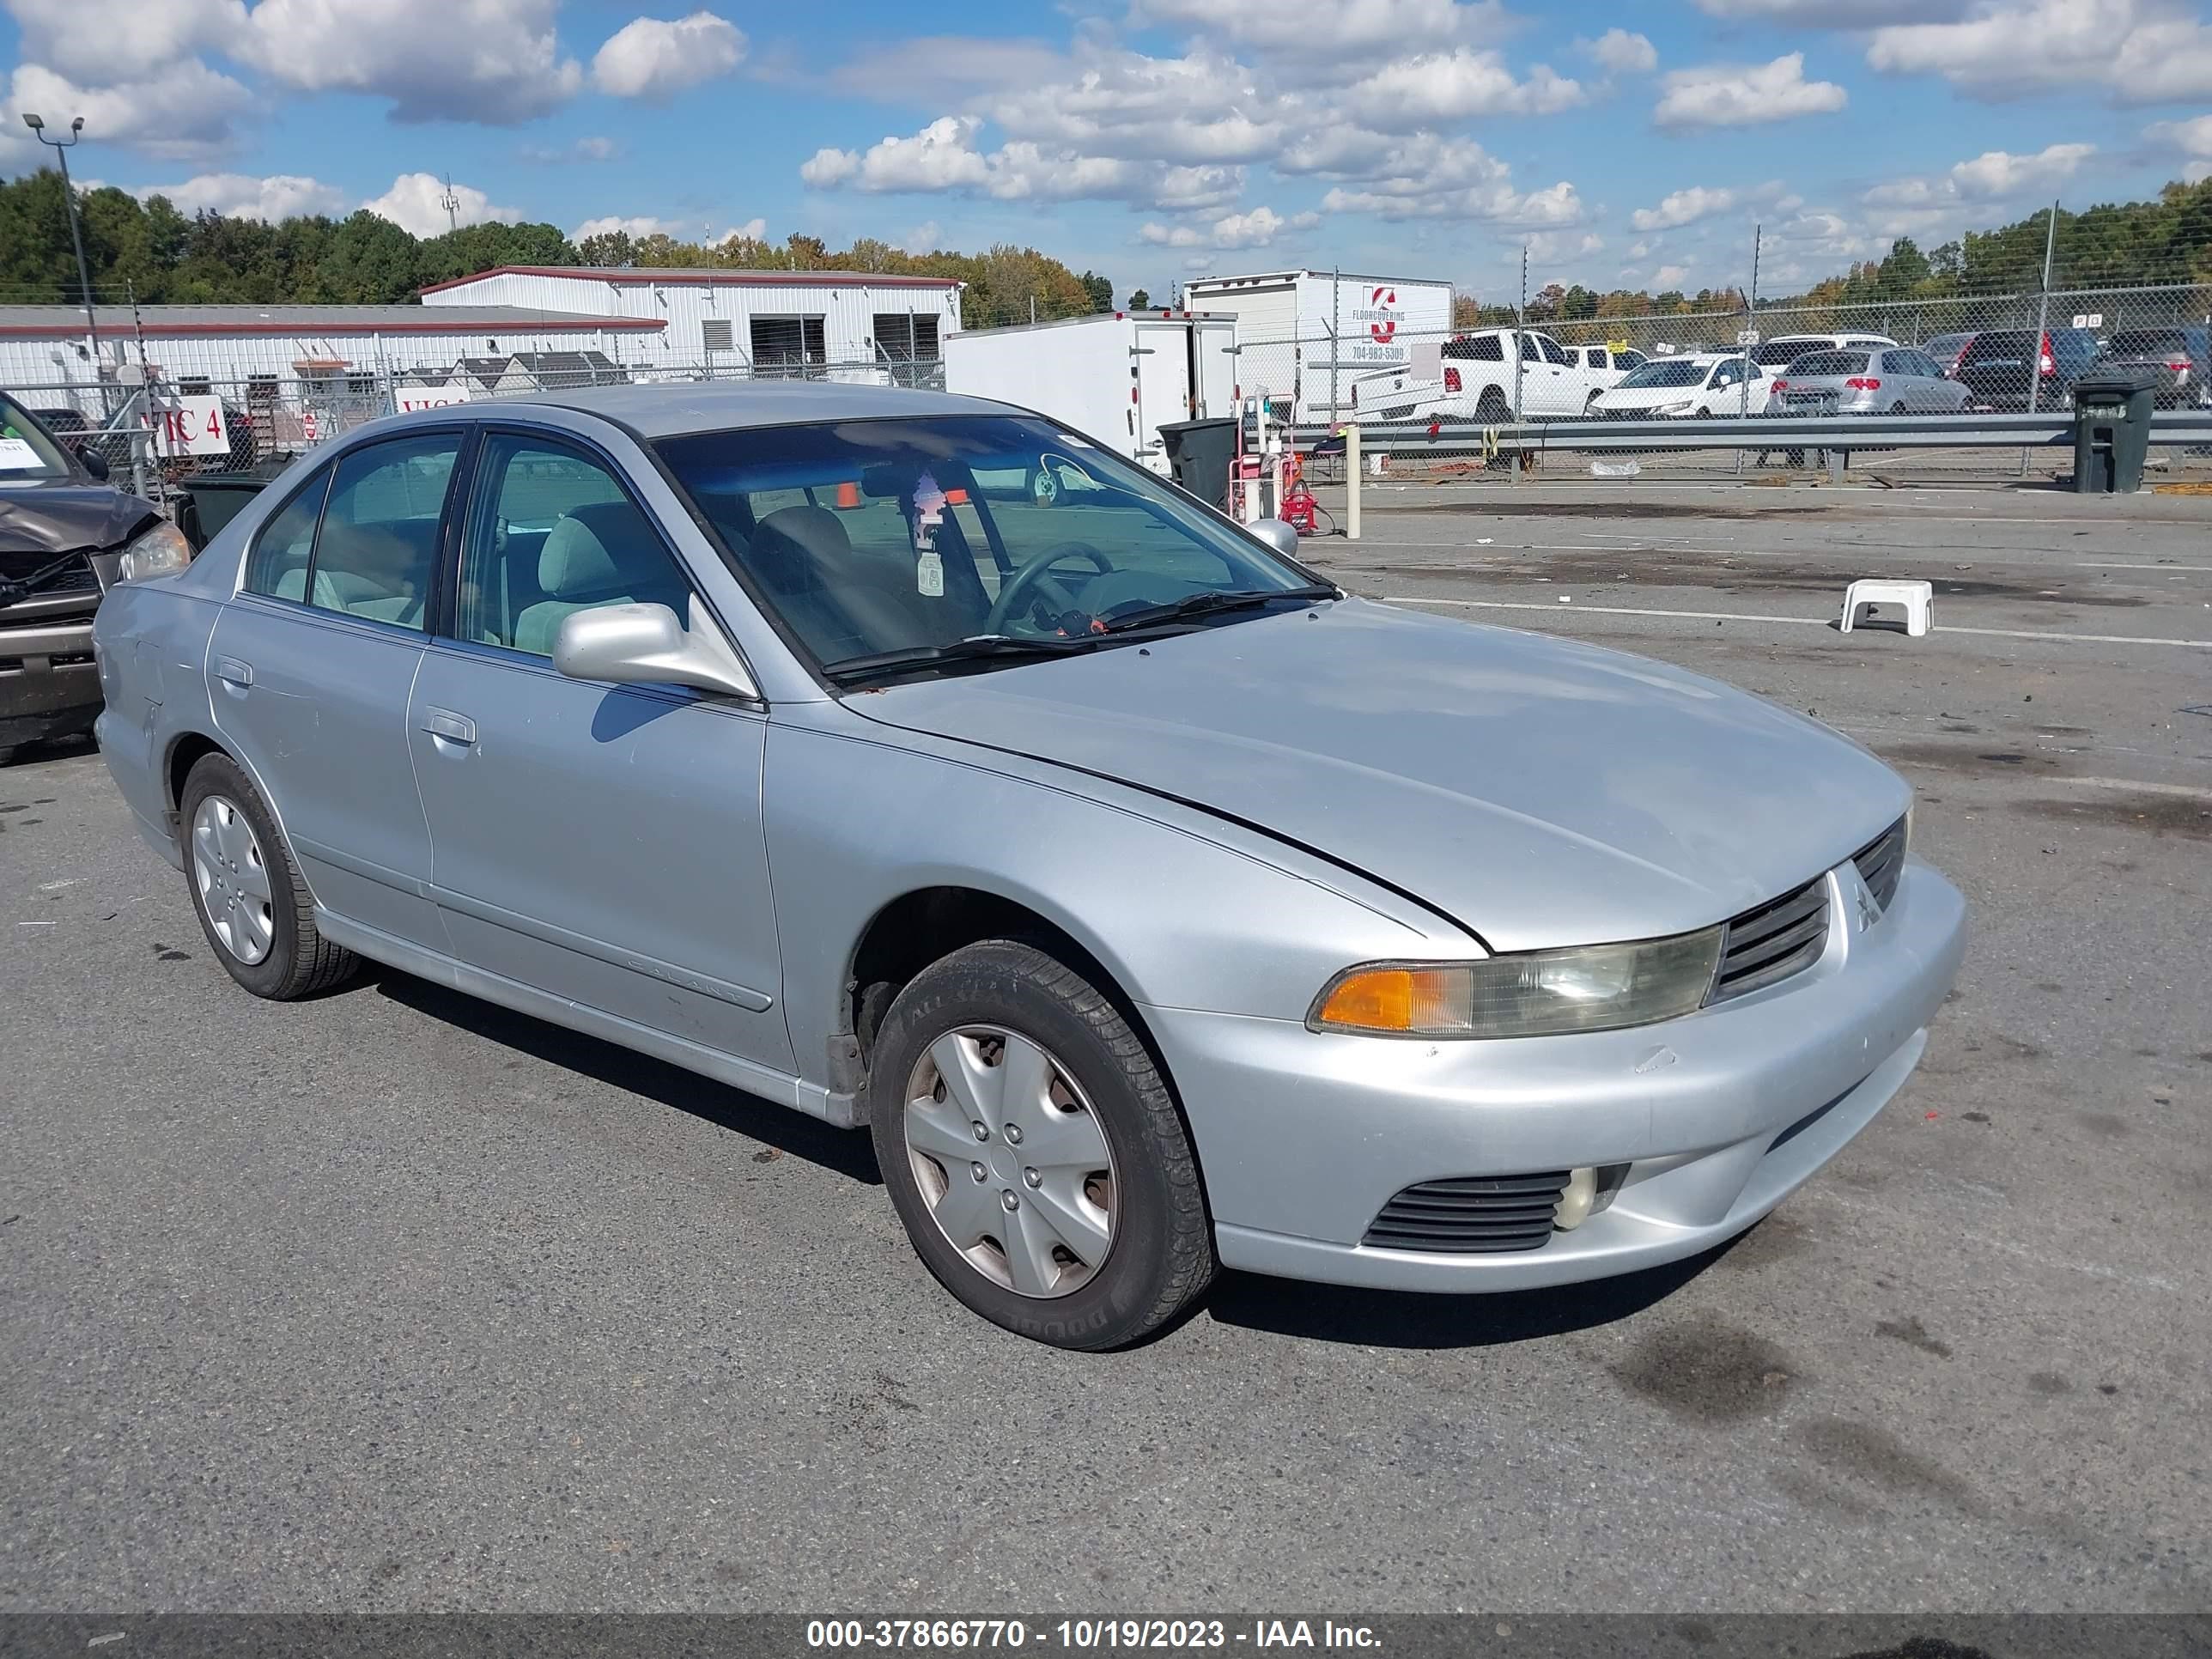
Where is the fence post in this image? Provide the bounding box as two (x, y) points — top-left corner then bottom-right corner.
(2023, 197), (2059, 477)
(1344, 423), (1361, 541)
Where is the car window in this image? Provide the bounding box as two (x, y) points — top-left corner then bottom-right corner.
(1614, 349), (1646, 370)
(653, 413), (1313, 672)
(0, 392), (76, 480)
(458, 434), (693, 658)
(299, 434), (459, 630)
(1535, 336), (1572, 366)
(1709, 359), (1746, 387)
(1583, 349), (1605, 368)
(1787, 350), (1869, 377)
(1445, 334), (1504, 362)
(1619, 360), (1706, 389)
(1751, 340), (1813, 367)
(243, 463), (336, 598)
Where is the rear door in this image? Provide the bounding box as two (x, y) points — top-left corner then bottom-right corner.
(1132, 318), (1194, 471)
(207, 429), (465, 948)
(1517, 333), (1572, 416)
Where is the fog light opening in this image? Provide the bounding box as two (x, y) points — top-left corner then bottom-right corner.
(1554, 1164), (1632, 1231)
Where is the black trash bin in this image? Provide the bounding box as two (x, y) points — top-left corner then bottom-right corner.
(175, 472), (276, 551)
(1155, 416), (1237, 510)
(2070, 366), (2159, 494)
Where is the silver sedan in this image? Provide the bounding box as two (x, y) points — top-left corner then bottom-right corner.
(1776, 346), (1974, 415)
(90, 383), (1966, 1348)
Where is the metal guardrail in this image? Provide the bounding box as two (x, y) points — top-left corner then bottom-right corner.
(1268, 410), (2212, 457)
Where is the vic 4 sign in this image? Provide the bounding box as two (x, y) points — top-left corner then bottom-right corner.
(146, 396), (233, 459)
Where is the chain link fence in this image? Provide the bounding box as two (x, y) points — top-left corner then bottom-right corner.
(1226, 281), (2212, 481)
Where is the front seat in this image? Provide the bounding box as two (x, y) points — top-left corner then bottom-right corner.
(514, 500), (686, 656)
(750, 503), (945, 655)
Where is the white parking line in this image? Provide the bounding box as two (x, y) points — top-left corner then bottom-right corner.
(1382, 594), (2212, 649)
(2074, 561), (2212, 572)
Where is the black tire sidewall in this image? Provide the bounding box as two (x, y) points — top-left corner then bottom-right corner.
(179, 755), (304, 997)
(867, 944), (1197, 1349)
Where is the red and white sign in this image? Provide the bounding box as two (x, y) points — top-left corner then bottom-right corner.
(1347, 285), (1407, 365)
(1368, 286), (1399, 344)
(146, 396), (232, 459)
(395, 385), (478, 413)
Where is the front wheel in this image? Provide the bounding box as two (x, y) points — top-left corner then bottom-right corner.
(867, 940), (1214, 1349)
(179, 751), (359, 1000)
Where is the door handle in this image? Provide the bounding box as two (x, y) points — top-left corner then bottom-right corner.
(214, 655), (252, 688)
(420, 708), (477, 746)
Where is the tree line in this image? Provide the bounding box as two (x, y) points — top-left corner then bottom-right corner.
(0, 170), (1115, 330)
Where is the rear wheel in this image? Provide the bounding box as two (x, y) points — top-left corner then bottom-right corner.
(867, 940), (1213, 1349)
(1474, 387), (1510, 424)
(179, 752), (358, 1000)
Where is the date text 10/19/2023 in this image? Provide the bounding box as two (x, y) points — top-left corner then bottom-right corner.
(806, 1623), (1382, 1650)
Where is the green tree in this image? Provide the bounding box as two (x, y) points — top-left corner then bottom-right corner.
(1078, 270), (1114, 311)
(1128, 287), (1152, 309)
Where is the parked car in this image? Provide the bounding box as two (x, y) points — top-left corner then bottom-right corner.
(1744, 332), (1898, 414)
(1954, 327), (2102, 410)
(25, 404), (137, 479)
(1773, 346), (1973, 416)
(1589, 353), (1759, 417)
(90, 382), (1966, 1348)
(1, 392), (189, 765)
(1921, 332), (1978, 380)
(2095, 326), (2212, 409)
(1351, 328), (1620, 421)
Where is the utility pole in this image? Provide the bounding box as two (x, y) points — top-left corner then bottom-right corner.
(2027, 198), (2059, 418)
(21, 114), (99, 389)
(438, 173), (461, 235)
(1511, 244), (1528, 462)
(1330, 264), (1341, 424)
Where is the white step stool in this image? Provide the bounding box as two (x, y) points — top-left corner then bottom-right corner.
(1839, 578), (1932, 637)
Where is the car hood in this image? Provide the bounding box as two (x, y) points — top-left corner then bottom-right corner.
(1595, 384), (1709, 408)
(0, 481), (156, 556)
(852, 599), (1910, 952)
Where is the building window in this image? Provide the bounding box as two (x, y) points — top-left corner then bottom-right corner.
(702, 318), (734, 352)
(750, 315), (826, 377)
(179, 377), (211, 398)
(872, 314), (941, 387)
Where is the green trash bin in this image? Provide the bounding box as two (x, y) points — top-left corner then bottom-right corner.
(1155, 416), (1237, 510)
(175, 472), (276, 551)
(2070, 366), (2159, 494)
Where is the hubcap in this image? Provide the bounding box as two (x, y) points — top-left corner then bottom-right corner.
(190, 794), (275, 965)
(903, 1025), (1117, 1299)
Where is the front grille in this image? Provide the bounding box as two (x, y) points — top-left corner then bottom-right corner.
(1711, 876), (1830, 1003)
(1362, 1171), (1570, 1254)
(1853, 816), (1908, 914)
(0, 550), (96, 605)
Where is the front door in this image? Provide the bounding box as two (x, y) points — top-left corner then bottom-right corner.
(1132, 319), (1194, 470)
(407, 428), (792, 1073)
(208, 428), (465, 947)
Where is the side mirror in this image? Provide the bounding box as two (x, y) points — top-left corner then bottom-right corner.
(74, 443), (110, 481)
(1249, 517), (1301, 559)
(551, 599), (759, 702)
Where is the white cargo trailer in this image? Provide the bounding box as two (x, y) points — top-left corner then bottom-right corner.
(1180, 270), (1453, 424)
(940, 311), (1238, 470)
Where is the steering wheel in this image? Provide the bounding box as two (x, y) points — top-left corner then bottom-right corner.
(983, 541), (1114, 635)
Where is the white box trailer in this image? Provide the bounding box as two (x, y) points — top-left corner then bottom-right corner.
(1180, 270), (1453, 424)
(941, 311), (1238, 470)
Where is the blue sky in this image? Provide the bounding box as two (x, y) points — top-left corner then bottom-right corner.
(4, 0), (2210, 302)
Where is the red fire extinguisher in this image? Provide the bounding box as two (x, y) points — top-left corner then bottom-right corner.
(1279, 449), (1320, 536)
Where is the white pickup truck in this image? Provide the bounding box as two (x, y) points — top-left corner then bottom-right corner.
(1347, 329), (1646, 422)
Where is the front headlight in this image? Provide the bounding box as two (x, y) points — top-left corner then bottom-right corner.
(1310, 927), (1723, 1039)
(116, 520), (191, 583)
(1655, 399), (1696, 416)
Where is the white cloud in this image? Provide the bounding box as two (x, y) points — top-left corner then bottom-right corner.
(980, 49), (1294, 164)
(362, 172), (521, 237)
(1631, 185), (1739, 231)
(721, 217), (769, 244)
(801, 115), (1257, 210)
(1654, 52), (1848, 127)
(591, 11), (746, 100)
(1652, 264), (1690, 287)
(132, 171), (349, 220)
(1, 58), (253, 164)
(1860, 143), (2097, 237)
(1694, 0), (1963, 17)
(2147, 113), (2212, 162)
(1948, 142), (2095, 197)
(1153, 163), (1247, 213)
(900, 221), (940, 254)
(801, 116), (991, 191)
(1139, 204), (1317, 250)
(1581, 28), (1657, 75)
(1868, 0), (2212, 104)
(3, 0), (246, 83)
(1343, 48), (1583, 127)
(236, 0), (582, 125)
(574, 215), (683, 241)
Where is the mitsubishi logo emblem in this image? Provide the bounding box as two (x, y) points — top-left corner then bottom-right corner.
(1855, 889), (1881, 932)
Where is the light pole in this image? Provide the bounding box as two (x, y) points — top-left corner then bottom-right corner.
(22, 114), (100, 380)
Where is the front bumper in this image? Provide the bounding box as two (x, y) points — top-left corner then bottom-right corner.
(1149, 857), (1966, 1292)
(1, 606), (100, 748)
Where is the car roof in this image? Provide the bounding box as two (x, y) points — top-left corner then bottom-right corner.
(489, 379), (1017, 439)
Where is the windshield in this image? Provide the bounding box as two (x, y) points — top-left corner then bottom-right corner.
(653, 414), (1320, 677)
(1618, 360), (1708, 389)
(0, 392), (76, 482)
(1786, 350), (1870, 377)
(1752, 340), (1816, 366)
(2106, 329), (2192, 357)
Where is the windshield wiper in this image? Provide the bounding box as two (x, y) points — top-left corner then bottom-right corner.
(823, 634), (1102, 684)
(1096, 583), (1337, 635)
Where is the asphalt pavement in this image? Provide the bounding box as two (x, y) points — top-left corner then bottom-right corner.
(3, 476), (2208, 1613)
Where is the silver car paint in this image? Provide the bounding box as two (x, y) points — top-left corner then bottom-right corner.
(848, 599), (1911, 953)
(93, 384), (1966, 1292)
(1780, 348), (1973, 416)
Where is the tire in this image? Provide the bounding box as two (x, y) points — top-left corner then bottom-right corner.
(179, 751), (358, 1000)
(867, 939), (1213, 1349)
(0, 744), (17, 769)
(1474, 387), (1510, 424)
